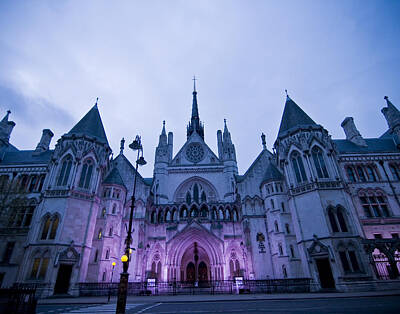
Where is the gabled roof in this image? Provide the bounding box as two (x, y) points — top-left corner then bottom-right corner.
(103, 167), (126, 188)
(278, 96), (317, 137)
(260, 163), (283, 185)
(235, 149), (273, 183)
(68, 104), (109, 145)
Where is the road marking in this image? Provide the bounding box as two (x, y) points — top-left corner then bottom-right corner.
(136, 302), (162, 313)
(65, 303), (143, 313)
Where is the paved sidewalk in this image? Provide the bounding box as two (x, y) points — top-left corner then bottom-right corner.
(38, 289), (400, 305)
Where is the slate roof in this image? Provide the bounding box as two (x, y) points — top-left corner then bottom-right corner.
(103, 167), (126, 187)
(143, 178), (153, 186)
(0, 149), (53, 165)
(333, 138), (398, 154)
(379, 129), (392, 139)
(234, 149), (273, 183)
(68, 104), (109, 145)
(278, 96), (317, 137)
(260, 163), (283, 185)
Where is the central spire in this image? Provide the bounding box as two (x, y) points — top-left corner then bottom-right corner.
(187, 76), (204, 140)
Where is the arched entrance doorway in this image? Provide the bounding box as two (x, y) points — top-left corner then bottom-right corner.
(198, 261), (208, 282)
(186, 262), (195, 282)
(180, 242), (211, 284)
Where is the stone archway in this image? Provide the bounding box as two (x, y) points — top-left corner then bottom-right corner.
(166, 222), (224, 282)
(180, 242), (211, 283)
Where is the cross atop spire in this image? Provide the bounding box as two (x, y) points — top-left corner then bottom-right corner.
(285, 89), (289, 99)
(95, 97), (99, 108)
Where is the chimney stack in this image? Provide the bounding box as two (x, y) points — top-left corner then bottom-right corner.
(35, 129), (54, 152)
(341, 117), (367, 147)
(0, 110), (16, 144)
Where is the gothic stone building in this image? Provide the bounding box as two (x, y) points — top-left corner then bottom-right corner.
(0, 88), (399, 296)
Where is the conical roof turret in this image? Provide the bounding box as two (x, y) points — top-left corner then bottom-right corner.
(67, 101), (109, 145)
(278, 94), (317, 138)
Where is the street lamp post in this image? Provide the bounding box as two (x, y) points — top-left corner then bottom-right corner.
(116, 136), (146, 314)
(108, 261), (116, 303)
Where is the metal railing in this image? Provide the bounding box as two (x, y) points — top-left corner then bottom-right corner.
(0, 286), (37, 314)
(79, 278), (312, 296)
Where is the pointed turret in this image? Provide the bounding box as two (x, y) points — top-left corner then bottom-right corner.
(218, 119), (236, 162)
(68, 101), (109, 145)
(223, 119), (232, 144)
(187, 77), (204, 140)
(278, 94), (317, 138)
(381, 96), (400, 147)
(120, 138), (125, 155)
(382, 96), (400, 130)
(158, 121), (168, 146)
(0, 110), (16, 144)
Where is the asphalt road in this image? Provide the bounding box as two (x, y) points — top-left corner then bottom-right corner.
(36, 296), (400, 314)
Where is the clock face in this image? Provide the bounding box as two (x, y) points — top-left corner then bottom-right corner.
(186, 142), (205, 163)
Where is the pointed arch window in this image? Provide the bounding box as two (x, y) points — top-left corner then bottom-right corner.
(225, 208), (231, 221)
(327, 206), (348, 233)
(356, 166), (366, 182)
(338, 245), (361, 273)
(389, 164), (400, 181)
(233, 208), (239, 222)
(193, 184), (199, 204)
(151, 210), (157, 223)
(290, 245), (295, 258)
(158, 210), (164, 223)
(312, 147), (329, 178)
(186, 192), (191, 205)
(212, 208), (217, 220)
(218, 208), (224, 220)
(94, 249), (99, 262)
(200, 206), (208, 218)
(30, 252), (49, 280)
(274, 220), (279, 232)
(278, 243), (283, 255)
(180, 207), (188, 218)
(291, 151), (307, 183)
(201, 191), (207, 203)
(79, 159), (94, 189)
(166, 210), (171, 222)
(97, 229), (103, 239)
(282, 265), (288, 278)
(366, 166), (376, 182)
(346, 167), (356, 182)
(0, 175), (9, 192)
(57, 156), (73, 186)
(40, 215), (59, 240)
(105, 249), (110, 259)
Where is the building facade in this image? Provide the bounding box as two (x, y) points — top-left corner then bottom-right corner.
(0, 87), (399, 296)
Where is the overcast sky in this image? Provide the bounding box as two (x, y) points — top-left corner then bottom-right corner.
(0, 0), (399, 177)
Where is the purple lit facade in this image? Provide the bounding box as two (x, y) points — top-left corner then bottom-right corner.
(0, 89), (399, 296)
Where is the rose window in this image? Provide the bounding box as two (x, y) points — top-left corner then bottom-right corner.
(186, 143), (205, 163)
